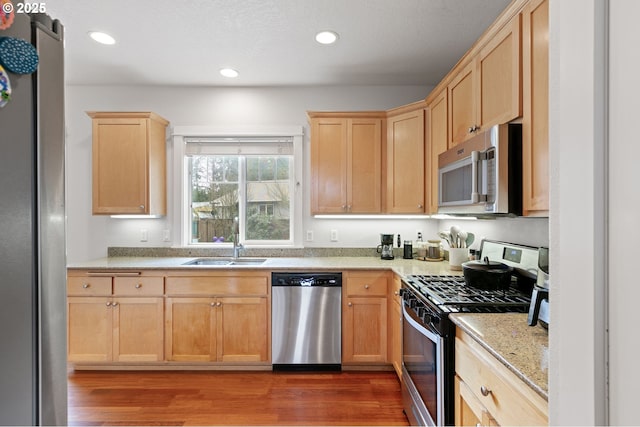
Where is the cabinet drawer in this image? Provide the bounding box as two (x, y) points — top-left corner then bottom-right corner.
(455, 331), (548, 426)
(114, 276), (164, 296)
(165, 276), (268, 296)
(67, 277), (112, 296)
(346, 272), (388, 296)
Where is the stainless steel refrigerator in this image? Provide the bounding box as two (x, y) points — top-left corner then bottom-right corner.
(0, 12), (67, 425)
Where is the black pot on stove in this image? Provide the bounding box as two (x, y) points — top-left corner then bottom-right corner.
(461, 257), (513, 291)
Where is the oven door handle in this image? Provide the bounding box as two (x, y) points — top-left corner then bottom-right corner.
(402, 304), (443, 344)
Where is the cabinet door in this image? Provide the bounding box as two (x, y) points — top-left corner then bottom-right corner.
(343, 297), (387, 363)
(165, 297), (216, 362)
(310, 118), (348, 213)
(92, 117), (149, 214)
(217, 297), (269, 362)
(477, 15), (522, 129)
(386, 110), (425, 213)
(348, 118), (382, 213)
(112, 297), (164, 362)
(455, 375), (497, 427)
(522, 0), (549, 215)
(67, 297), (112, 362)
(448, 61), (477, 147)
(427, 90), (448, 213)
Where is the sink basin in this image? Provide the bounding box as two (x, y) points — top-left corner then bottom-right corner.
(182, 258), (266, 266)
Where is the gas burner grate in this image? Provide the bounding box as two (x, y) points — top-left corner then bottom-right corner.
(405, 274), (531, 310)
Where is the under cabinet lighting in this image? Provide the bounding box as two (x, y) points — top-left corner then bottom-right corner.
(314, 214), (430, 219)
(110, 215), (163, 219)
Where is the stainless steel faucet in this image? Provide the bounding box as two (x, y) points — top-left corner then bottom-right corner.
(232, 216), (243, 259)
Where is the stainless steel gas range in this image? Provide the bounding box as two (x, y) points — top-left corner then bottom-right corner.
(400, 240), (540, 426)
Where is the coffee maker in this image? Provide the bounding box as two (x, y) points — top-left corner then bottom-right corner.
(377, 234), (395, 260)
(528, 247), (549, 327)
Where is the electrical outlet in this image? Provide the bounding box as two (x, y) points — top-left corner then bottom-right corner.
(330, 229), (338, 242)
(140, 229), (148, 242)
(306, 230), (314, 241)
(163, 229), (171, 242)
(416, 229), (423, 240)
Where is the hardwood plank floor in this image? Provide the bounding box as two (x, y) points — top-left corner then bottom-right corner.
(68, 370), (410, 426)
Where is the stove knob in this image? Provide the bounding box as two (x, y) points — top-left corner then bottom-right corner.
(399, 288), (407, 297)
(430, 315), (440, 325)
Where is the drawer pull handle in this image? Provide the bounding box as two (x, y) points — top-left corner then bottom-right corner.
(480, 385), (492, 397)
(82, 283), (90, 289)
(135, 283), (142, 289)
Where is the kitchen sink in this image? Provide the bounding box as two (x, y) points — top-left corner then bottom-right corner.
(182, 258), (266, 266)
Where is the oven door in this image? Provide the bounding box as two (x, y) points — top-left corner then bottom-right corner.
(401, 304), (444, 426)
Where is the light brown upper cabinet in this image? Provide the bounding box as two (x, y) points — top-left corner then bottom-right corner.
(522, 0), (549, 215)
(309, 112), (384, 214)
(88, 111), (169, 216)
(386, 102), (426, 213)
(448, 15), (522, 147)
(426, 90), (448, 214)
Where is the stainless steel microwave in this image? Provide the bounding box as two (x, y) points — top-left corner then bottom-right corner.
(438, 123), (522, 216)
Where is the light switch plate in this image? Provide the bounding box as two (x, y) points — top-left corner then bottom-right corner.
(330, 229), (338, 242)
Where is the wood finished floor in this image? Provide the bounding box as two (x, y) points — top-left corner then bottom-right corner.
(67, 370), (410, 426)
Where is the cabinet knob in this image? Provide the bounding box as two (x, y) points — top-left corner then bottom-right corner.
(348, 302), (353, 307)
(112, 302), (118, 307)
(217, 301), (222, 307)
(364, 285), (370, 289)
(210, 302), (216, 307)
(342, 205), (347, 211)
(394, 291), (399, 296)
(82, 283), (90, 289)
(105, 301), (112, 307)
(347, 205), (352, 211)
(417, 203), (423, 209)
(480, 385), (492, 397)
(139, 205), (145, 210)
(135, 283), (142, 289)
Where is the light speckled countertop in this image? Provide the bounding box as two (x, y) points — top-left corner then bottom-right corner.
(67, 256), (459, 277)
(449, 313), (548, 401)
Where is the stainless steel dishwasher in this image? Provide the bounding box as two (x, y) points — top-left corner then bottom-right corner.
(271, 272), (342, 370)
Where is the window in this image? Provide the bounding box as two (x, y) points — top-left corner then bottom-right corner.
(175, 129), (303, 247)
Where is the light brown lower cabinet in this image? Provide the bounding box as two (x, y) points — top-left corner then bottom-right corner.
(165, 296), (268, 363)
(388, 273), (403, 377)
(67, 273), (164, 363)
(342, 271), (389, 364)
(454, 328), (548, 426)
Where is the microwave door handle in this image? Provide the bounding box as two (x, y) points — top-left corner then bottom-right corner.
(471, 151), (479, 203)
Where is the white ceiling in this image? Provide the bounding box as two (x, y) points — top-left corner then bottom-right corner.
(47, 0), (511, 87)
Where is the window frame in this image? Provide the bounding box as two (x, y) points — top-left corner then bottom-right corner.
(172, 126), (304, 248)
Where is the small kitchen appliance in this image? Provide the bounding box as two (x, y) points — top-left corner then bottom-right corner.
(400, 240), (539, 426)
(377, 234), (395, 260)
(438, 123), (522, 216)
(528, 247), (550, 327)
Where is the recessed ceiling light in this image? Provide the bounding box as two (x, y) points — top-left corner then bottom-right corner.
(315, 30), (339, 45)
(220, 68), (239, 78)
(88, 31), (116, 45)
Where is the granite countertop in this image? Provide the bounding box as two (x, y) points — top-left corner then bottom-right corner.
(67, 256), (459, 277)
(449, 313), (548, 401)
